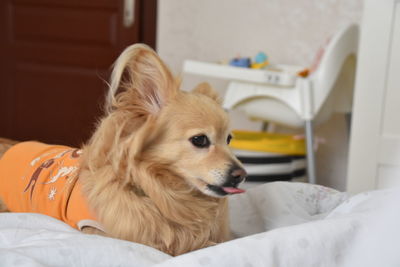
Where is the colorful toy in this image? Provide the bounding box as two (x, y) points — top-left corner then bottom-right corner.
(229, 57), (251, 68)
(297, 68), (310, 78)
(251, 52), (269, 69)
(227, 52), (269, 69)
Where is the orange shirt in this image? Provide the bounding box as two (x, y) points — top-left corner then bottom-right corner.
(0, 142), (100, 231)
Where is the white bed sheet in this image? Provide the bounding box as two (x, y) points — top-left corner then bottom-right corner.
(1, 182), (398, 267)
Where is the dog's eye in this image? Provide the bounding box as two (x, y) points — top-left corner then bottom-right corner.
(227, 134), (232, 145)
(190, 135), (210, 148)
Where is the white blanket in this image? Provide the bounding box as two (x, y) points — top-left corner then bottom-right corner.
(1, 182), (399, 267)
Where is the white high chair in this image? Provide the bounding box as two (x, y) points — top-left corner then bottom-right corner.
(183, 24), (359, 184)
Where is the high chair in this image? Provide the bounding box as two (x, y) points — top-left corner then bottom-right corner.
(183, 24), (359, 184)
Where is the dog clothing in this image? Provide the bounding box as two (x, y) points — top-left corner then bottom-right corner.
(0, 141), (102, 231)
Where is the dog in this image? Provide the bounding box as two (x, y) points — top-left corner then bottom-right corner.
(0, 44), (246, 256)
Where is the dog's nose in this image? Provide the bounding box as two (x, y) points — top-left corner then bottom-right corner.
(230, 167), (247, 184)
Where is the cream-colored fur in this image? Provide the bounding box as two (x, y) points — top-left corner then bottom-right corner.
(0, 44), (245, 256)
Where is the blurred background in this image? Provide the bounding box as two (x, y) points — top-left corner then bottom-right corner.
(0, 0), (157, 147)
(157, 0), (362, 191)
(0, 0), (363, 191)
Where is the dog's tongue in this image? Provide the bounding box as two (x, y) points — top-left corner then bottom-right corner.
(222, 187), (246, 194)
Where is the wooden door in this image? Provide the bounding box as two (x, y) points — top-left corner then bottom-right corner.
(0, 0), (157, 147)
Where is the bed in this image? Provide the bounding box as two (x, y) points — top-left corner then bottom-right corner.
(1, 181), (398, 267)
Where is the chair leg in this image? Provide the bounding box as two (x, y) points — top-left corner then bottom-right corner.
(305, 120), (317, 184)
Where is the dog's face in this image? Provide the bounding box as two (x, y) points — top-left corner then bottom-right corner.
(107, 44), (246, 197)
(152, 85), (246, 197)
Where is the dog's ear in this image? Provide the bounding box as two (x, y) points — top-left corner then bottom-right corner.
(107, 44), (178, 115)
(193, 82), (221, 104)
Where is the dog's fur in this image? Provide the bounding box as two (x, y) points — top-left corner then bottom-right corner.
(0, 44), (246, 256)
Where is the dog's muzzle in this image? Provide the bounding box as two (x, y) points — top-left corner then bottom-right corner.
(207, 165), (247, 196)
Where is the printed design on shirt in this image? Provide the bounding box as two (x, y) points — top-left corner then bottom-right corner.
(23, 148), (82, 201)
(44, 166), (79, 184)
(23, 158), (55, 200)
(48, 187), (57, 200)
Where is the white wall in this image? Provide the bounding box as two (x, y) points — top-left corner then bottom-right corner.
(156, 0), (363, 191)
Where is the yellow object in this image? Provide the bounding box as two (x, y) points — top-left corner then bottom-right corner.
(230, 130), (306, 155)
(250, 61), (269, 69)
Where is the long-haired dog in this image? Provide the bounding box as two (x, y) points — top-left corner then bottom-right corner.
(0, 44), (246, 256)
